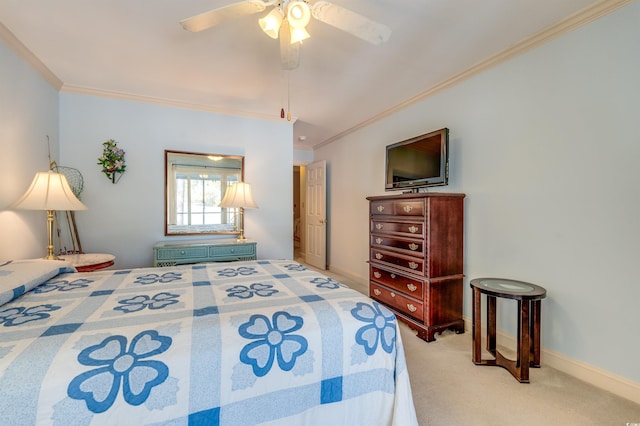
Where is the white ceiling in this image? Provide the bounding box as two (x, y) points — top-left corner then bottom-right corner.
(0, 0), (607, 149)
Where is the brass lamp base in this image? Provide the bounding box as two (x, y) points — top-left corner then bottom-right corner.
(45, 209), (61, 260)
(237, 207), (247, 240)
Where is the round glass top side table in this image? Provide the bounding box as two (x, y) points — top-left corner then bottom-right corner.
(470, 278), (547, 383)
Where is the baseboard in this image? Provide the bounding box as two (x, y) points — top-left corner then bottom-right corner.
(327, 264), (364, 284)
(328, 267), (640, 405)
(462, 316), (640, 405)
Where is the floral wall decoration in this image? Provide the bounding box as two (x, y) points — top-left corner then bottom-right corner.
(97, 139), (126, 183)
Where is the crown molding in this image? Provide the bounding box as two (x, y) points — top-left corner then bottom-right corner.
(0, 19), (290, 124)
(314, 0), (634, 150)
(60, 84), (294, 123)
(0, 22), (63, 90)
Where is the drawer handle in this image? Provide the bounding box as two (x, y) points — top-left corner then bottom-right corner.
(180, 250), (186, 255)
(375, 237), (383, 244)
(408, 226), (419, 234)
(390, 273), (396, 279)
(407, 304), (417, 312)
(373, 272), (381, 279)
(390, 292), (395, 298)
(408, 262), (418, 270)
(375, 253), (383, 260)
(230, 248), (235, 253)
(377, 205), (385, 213)
(373, 289), (381, 296)
(408, 243), (418, 251)
(376, 223), (384, 230)
(407, 284), (417, 292)
(403, 205), (413, 213)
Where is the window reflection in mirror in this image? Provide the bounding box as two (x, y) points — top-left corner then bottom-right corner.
(165, 150), (244, 235)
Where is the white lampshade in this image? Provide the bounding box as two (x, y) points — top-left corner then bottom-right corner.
(12, 171), (87, 211)
(219, 182), (257, 241)
(12, 171), (87, 260)
(219, 182), (258, 209)
(259, 8), (284, 39)
(290, 26), (310, 44)
(287, 1), (311, 29)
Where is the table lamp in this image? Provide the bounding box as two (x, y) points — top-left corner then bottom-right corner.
(219, 182), (258, 240)
(11, 171), (87, 260)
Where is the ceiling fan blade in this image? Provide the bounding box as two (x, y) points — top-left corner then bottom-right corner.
(279, 20), (300, 70)
(180, 0), (267, 32)
(311, 1), (391, 45)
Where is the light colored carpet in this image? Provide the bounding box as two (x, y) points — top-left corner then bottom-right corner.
(400, 327), (640, 425)
(312, 263), (640, 425)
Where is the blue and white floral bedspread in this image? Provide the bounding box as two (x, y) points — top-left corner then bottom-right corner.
(0, 259), (417, 425)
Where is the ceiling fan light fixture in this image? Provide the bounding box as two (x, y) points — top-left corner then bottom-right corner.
(258, 8), (284, 39)
(287, 1), (311, 29)
(290, 26), (310, 44)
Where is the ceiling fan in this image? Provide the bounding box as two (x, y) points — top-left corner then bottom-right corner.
(180, 0), (392, 70)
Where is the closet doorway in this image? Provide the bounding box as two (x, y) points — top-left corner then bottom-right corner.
(293, 162), (327, 269)
(293, 166), (304, 262)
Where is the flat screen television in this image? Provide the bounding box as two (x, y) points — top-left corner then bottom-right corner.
(385, 127), (449, 191)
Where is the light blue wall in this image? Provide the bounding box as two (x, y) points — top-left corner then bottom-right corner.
(59, 94), (294, 268)
(0, 39), (59, 260)
(293, 148), (314, 165)
(315, 2), (640, 383)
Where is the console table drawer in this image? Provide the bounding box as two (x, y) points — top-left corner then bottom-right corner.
(371, 283), (423, 322)
(156, 246), (208, 260)
(209, 244), (255, 257)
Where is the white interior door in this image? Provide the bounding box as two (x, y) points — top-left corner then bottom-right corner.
(305, 160), (326, 270)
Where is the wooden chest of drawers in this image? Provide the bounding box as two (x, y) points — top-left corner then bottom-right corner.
(367, 193), (465, 342)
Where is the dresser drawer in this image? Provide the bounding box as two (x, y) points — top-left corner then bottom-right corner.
(371, 200), (395, 215)
(371, 235), (424, 256)
(394, 200), (425, 216)
(155, 246), (208, 260)
(371, 283), (423, 322)
(371, 199), (425, 217)
(370, 249), (426, 276)
(371, 220), (424, 237)
(370, 266), (423, 298)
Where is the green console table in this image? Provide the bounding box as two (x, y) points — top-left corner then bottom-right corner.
(153, 238), (257, 267)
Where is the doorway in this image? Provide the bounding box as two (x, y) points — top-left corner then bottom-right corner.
(293, 161), (327, 269)
(293, 166), (304, 262)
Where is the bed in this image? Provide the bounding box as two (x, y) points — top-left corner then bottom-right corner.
(0, 258), (418, 425)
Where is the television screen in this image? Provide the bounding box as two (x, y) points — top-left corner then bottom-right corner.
(385, 128), (449, 191)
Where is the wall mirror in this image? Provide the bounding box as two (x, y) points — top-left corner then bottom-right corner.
(165, 150), (244, 236)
